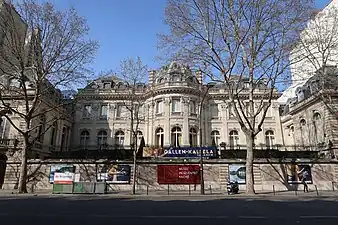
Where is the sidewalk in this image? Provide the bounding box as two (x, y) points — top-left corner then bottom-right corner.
(1, 189), (338, 199)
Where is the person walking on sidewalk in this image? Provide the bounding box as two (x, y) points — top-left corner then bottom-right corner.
(298, 167), (309, 193)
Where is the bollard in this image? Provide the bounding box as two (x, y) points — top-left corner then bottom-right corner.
(315, 185), (319, 196)
(209, 185), (212, 195)
(168, 184), (170, 195)
(273, 185), (275, 196)
(189, 185), (191, 195)
(146, 185), (149, 195)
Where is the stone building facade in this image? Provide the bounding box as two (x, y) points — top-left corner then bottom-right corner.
(72, 62), (283, 151)
(280, 66), (338, 157)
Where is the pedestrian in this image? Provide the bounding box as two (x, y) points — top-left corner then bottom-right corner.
(298, 167), (309, 193)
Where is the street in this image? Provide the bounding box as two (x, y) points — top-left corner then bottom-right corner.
(0, 195), (338, 225)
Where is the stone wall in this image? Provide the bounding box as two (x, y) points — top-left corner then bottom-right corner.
(3, 161), (338, 193)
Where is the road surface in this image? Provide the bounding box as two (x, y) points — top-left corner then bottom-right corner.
(0, 195), (338, 225)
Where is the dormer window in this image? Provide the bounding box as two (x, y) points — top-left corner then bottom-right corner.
(296, 88), (304, 101)
(157, 78), (163, 83)
(103, 82), (111, 89)
(172, 75), (181, 82)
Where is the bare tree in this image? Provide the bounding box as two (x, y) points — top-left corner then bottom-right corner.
(158, 0), (312, 194)
(116, 56), (148, 195)
(0, 0), (98, 193)
(291, 3), (338, 115)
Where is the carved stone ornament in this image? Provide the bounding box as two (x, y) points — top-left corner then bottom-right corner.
(221, 104), (227, 110)
(108, 103), (115, 110)
(181, 97), (190, 105)
(75, 104), (82, 111)
(164, 98), (171, 105)
(92, 104), (99, 111)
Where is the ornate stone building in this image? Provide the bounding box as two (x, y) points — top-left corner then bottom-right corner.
(280, 65), (338, 157)
(72, 62), (283, 151)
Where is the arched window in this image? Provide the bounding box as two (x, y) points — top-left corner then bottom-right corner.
(37, 114), (45, 143)
(157, 78), (163, 83)
(171, 126), (182, 147)
(136, 131), (143, 147)
(172, 75), (181, 82)
(80, 130), (90, 148)
(313, 112), (323, 143)
(137, 131), (143, 140)
(97, 130), (108, 146)
(50, 121), (58, 146)
(156, 128), (164, 147)
(189, 128), (197, 147)
(115, 130), (125, 146)
(300, 119), (307, 146)
(211, 130), (220, 146)
(60, 127), (66, 152)
(229, 130), (239, 147)
(265, 130), (275, 148)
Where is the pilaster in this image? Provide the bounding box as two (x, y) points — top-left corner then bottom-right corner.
(164, 97), (171, 147)
(182, 97), (190, 146)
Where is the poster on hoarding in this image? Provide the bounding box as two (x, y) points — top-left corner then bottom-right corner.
(162, 147), (217, 158)
(49, 165), (75, 184)
(228, 164), (246, 184)
(287, 164), (313, 184)
(97, 164), (131, 184)
(143, 147), (164, 157)
(157, 165), (200, 184)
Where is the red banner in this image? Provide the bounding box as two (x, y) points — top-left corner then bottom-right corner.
(157, 165), (200, 184)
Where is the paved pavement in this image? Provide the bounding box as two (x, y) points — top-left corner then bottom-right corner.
(1, 193), (338, 225)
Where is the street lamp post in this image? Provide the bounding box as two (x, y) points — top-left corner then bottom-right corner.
(199, 83), (214, 195)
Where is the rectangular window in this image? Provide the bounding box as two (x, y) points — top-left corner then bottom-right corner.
(211, 104), (218, 118)
(229, 104), (235, 118)
(100, 104), (108, 119)
(190, 101), (196, 114)
(116, 105), (122, 117)
(156, 100), (163, 114)
(83, 105), (92, 118)
(172, 99), (181, 112)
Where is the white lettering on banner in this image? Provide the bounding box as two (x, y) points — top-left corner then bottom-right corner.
(53, 172), (74, 184)
(178, 169), (199, 179)
(164, 149), (214, 156)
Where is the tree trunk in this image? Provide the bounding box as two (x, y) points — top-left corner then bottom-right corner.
(132, 151), (137, 195)
(18, 140), (28, 193)
(245, 133), (255, 194)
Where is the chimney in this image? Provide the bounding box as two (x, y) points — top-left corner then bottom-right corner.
(196, 70), (203, 84)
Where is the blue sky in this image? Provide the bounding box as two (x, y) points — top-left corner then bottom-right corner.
(42, 0), (332, 74)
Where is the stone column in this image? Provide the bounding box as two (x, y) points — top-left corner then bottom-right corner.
(182, 97), (190, 147)
(164, 97), (171, 147)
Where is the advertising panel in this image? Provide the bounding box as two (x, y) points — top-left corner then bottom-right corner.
(97, 164), (131, 184)
(162, 147), (217, 158)
(228, 164), (246, 184)
(157, 165), (200, 184)
(49, 165), (75, 184)
(287, 164), (313, 184)
(142, 146), (164, 157)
